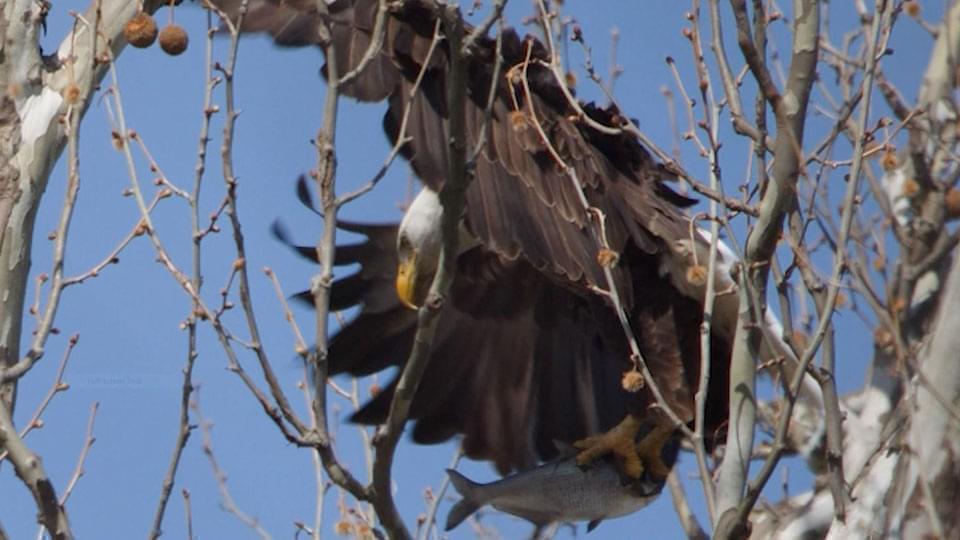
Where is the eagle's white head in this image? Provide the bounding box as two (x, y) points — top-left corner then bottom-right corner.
(394, 188), (479, 308)
(395, 189), (444, 309)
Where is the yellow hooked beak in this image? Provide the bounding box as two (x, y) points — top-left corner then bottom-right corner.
(395, 256), (419, 310)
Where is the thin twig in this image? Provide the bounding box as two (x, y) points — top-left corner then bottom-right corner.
(667, 469), (708, 540)
(195, 396), (272, 540)
(337, 19), (443, 207)
(61, 194), (164, 288)
(730, 0), (783, 110)
(336, 0), (389, 88)
(417, 448), (463, 540)
(300, 379), (328, 540)
(58, 401), (98, 505)
(463, 0), (506, 51)
(182, 489), (195, 540)
(0, 334), (79, 463)
(264, 267), (310, 357)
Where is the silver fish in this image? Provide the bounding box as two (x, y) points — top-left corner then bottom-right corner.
(445, 454), (666, 533)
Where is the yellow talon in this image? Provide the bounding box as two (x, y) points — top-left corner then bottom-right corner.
(574, 415), (643, 478)
(573, 415), (675, 480)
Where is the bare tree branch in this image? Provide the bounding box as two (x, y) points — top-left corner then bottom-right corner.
(369, 8), (469, 539)
(715, 1), (822, 536)
(303, 0), (375, 509)
(0, 400), (72, 539)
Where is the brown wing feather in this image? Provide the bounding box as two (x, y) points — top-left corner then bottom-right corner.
(327, 232), (637, 473)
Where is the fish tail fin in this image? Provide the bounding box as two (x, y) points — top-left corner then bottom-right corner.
(445, 469), (482, 531)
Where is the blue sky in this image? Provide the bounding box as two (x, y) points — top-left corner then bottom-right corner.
(1, 1), (940, 538)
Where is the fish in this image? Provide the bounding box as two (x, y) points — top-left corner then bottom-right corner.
(444, 443), (674, 533)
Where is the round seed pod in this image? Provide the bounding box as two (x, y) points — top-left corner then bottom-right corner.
(62, 84), (81, 105)
(621, 369), (644, 393)
(159, 24), (188, 56)
(124, 13), (158, 48)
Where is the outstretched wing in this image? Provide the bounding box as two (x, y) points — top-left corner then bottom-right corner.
(213, 0), (696, 299)
(279, 221), (730, 473)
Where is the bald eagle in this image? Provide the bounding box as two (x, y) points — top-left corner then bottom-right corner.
(222, 0), (736, 476)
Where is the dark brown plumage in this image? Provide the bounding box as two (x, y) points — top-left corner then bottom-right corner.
(227, 0), (731, 474)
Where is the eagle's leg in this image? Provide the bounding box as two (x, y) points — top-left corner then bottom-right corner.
(633, 423), (674, 479)
(574, 415), (674, 479)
